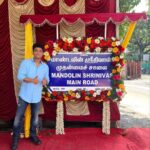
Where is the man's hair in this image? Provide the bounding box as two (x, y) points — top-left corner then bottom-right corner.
(32, 43), (44, 51)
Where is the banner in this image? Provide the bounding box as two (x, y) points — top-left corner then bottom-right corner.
(48, 53), (112, 91)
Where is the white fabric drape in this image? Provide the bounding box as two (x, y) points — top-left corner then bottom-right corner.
(8, 0), (35, 99)
(11, 0), (29, 5)
(65, 101), (89, 116)
(59, 0), (87, 116)
(0, 0), (4, 5)
(60, 21), (85, 37)
(59, 0), (85, 14)
(59, 0), (85, 37)
(38, 0), (55, 6)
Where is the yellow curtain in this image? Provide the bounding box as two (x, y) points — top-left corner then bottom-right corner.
(25, 22), (33, 59)
(121, 22), (137, 49)
(24, 22), (33, 138)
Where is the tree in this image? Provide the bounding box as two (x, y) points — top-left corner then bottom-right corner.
(120, 0), (140, 12)
(127, 1), (150, 61)
(119, 0), (141, 38)
(119, 0), (150, 61)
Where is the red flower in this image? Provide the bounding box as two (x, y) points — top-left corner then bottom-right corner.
(113, 75), (121, 80)
(112, 61), (117, 66)
(119, 46), (125, 52)
(57, 95), (63, 100)
(58, 41), (63, 48)
(89, 90), (94, 95)
(63, 45), (68, 50)
(52, 91), (57, 97)
(91, 39), (95, 44)
(119, 59), (124, 66)
(81, 90), (86, 96)
(100, 93), (106, 100)
(117, 91), (123, 97)
(47, 40), (53, 45)
(69, 43), (74, 49)
(90, 44), (95, 50)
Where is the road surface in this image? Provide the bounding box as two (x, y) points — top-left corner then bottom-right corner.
(119, 75), (150, 128)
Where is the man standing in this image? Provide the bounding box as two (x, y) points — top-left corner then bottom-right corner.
(11, 43), (49, 150)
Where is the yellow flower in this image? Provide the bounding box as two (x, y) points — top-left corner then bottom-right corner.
(64, 96), (69, 101)
(44, 44), (49, 49)
(54, 46), (61, 52)
(87, 38), (92, 44)
(107, 91), (111, 96)
(85, 96), (90, 101)
(117, 67), (121, 73)
(71, 93), (76, 97)
(112, 69), (117, 74)
(114, 56), (120, 62)
(112, 42), (116, 47)
(113, 47), (119, 53)
(44, 51), (49, 56)
(68, 90), (73, 95)
(119, 84), (125, 91)
(44, 55), (51, 61)
(47, 92), (51, 97)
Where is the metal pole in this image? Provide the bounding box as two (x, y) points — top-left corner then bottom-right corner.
(56, 23), (59, 39)
(104, 23), (107, 39)
(116, 0), (120, 38)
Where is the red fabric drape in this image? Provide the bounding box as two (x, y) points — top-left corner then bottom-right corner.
(107, 21), (116, 38)
(86, 21), (104, 37)
(41, 101), (120, 121)
(64, 0), (77, 6)
(85, 0), (116, 38)
(0, 0), (17, 121)
(20, 13), (147, 25)
(15, 0), (28, 4)
(35, 0), (59, 43)
(85, 0), (110, 13)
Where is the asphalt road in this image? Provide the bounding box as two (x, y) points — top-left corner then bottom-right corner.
(119, 75), (150, 128)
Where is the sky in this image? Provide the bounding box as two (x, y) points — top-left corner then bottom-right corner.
(134, 0), (149, 12)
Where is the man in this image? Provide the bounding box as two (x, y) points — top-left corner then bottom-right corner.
(11, 43), (49, 150)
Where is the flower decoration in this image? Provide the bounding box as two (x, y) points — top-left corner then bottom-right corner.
(42, 37), (126, 102)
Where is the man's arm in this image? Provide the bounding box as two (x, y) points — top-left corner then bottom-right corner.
(23, 76), (38, 84)
(17, 60), (39, 84)
(42, 65), (50, 86)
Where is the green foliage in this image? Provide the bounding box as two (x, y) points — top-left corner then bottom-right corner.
(119, 0), (150, 61)
(127, 12), (150, 60)
(119, 0), (141, 39)
(120, 0), (140, 12)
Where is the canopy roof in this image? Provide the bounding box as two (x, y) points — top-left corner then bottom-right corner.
(20, 13), (147, 26)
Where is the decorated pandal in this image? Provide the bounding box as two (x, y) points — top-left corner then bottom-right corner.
(0, 0), (147, 139)
(20, 12), (146, 137)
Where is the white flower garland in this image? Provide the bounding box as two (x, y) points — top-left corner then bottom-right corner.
(102, 101), (110, 134)
(56, 101), (65, 135)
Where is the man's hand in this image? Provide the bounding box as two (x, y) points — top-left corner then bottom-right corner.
(42, 78), (47, 86)
(23, 76), (39, 84)
(32, 76), (39, 84)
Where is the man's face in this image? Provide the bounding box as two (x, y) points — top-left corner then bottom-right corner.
(33, 47), (43, 59)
